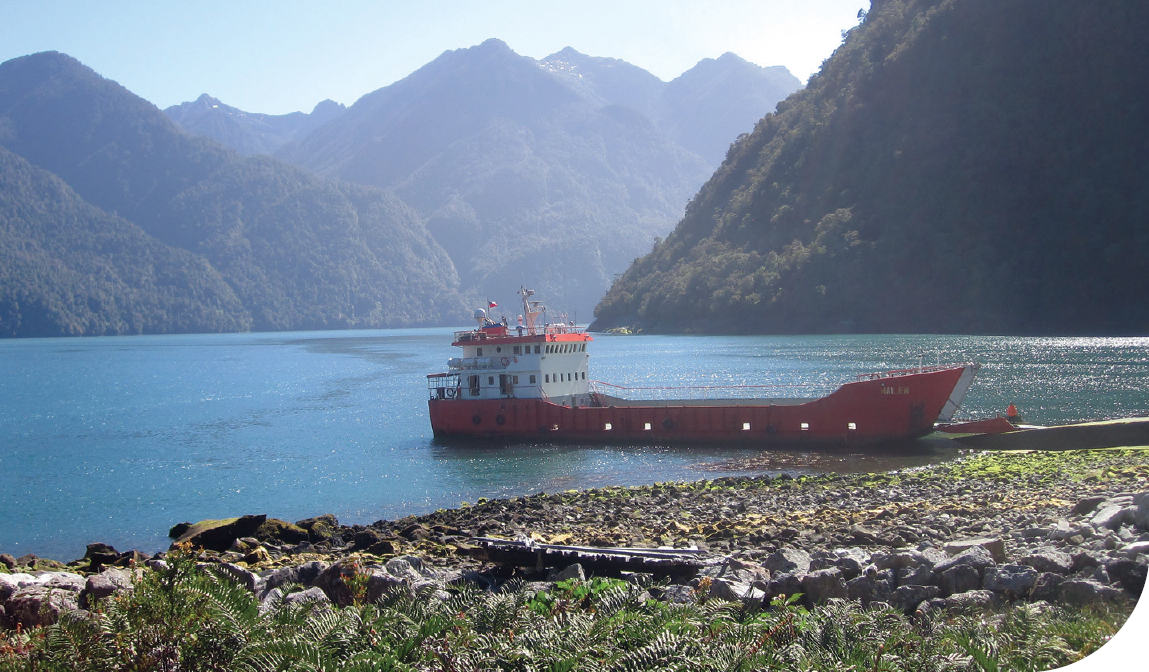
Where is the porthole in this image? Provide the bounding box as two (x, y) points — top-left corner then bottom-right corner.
(496, 415), (506, 426)
(848, 422), (857, 430)
(644, 422), (652, 431)
(800, 422), (810, 431)
(604, 423), (612, 430)
(472, 415), (482, 425)
(742, 422), (751, 431)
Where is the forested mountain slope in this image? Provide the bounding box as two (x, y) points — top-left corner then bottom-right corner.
(592, 0), (1149, 335)
(164, 94), (346, 156)
(0, 52), (465, 336)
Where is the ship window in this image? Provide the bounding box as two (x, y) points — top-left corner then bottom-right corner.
(530, 375), (536, 384)
(581, 372), (586, 380)
(534, 345), (541, 354)
(848, 422), (857, 430)
(513, 346), (521, 355)
(545, 374), (550, 383)
(513, 376), (519, 384)
(477, 347), (483, 356)
(604, 423), (612, 430)
(801, 422), (810, 431)
(644, 422), (652, 430)
(496, 346), (502, 353)
(742, 422), (751, 431)
(488, 376), (494, 385)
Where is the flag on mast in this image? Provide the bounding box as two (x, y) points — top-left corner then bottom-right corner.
(488, 301), (498, 308)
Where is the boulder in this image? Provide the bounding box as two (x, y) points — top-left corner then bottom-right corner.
(800, 568), (847, 604)
(262, 561), (329, 592)
(871, 550), (931, 572)
(1104, 559), (1147, 596)
(707, 578), (757, 602)
(351, 529), (385, 551)
(938, 564), (981, 597)
(943, 538), (1006, 564)
(933, 545), (997, 575)
(255, 519), (310, 545)
(295, 515), (339, 542)
(846, 573), (894, 605)
(943, 590), (1001, 612)
(983, 564), (1039, 596)
(660, 584), (696, 604)
(889, 584), (940, 614)
(763, 548), (811, 576)
(764, 572), (805, 605)
(547, 563), (585, 583)
(79, 568), (134, 609)
(1058, 579), (1129, 607)
(282, 586), (330, 606)
(1135, 493), (1149, 529)
(1071, 496), (1107, 516)
(1119, 541), (1149, 559)
(172, 515), (268, 552)
(0, 553), (15, 571)
(5, 586), (78, 627)
(169, 522), (193, 539)
(897, 565), (935, 586)
(214, 563), (260, 593)
(1018, 549), (1073, 575)
(1031, 572), (1065, 603)
(84, 543), (120, 570)
(384, 556), (437, 582)
(1089, 502), (1132, 530)
(365, 571), (408, 602)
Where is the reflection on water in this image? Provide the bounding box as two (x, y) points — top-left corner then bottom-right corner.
(1, 330), (1146, 559)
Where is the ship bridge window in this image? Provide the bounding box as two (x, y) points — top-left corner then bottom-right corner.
(534, 345), (541, 354)
(545, 374), (550, 383)
(488, 376), (494, 385)
(477, 347), (483, 356)
(513, 346), (521, 355)
(530, 375), (536, 384)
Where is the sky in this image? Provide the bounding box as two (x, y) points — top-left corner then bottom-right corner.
(1, 0), (868, 115)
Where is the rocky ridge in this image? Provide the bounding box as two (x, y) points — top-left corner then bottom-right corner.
(2, 449), (1146, 629)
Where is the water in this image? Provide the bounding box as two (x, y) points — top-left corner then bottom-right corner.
(2, 330), (1147, 560)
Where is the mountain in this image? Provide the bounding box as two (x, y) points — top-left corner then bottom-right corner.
(0, 51), (465, 336)
(164, 94), (346, 156)
(592, 0), (1149, 336)
(0, 146), (248, 337)
(276, 39), (800, 319)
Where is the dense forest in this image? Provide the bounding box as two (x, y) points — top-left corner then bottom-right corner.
(0, 52), (465, 337)
(592, 0), (1149, 335)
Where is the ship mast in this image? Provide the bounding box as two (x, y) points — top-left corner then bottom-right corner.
(518, 287), (545, 336)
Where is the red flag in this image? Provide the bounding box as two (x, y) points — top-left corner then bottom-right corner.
(488, 301), (498, 308)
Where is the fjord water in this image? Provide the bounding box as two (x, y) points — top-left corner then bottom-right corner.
(2, 330), (1147, 560)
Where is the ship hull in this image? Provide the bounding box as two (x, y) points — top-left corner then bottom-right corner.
(428, 365), (973, 446)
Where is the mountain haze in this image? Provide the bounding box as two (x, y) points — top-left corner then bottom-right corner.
(164, 94), (346, 156)
(276, 39), (800, 319)
(0, 51), (464, 336)
(593, 0), (1149, 335)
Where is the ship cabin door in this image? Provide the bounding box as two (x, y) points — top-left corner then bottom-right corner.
(468, 374), (480, 396)
(499, 374), (513, 397)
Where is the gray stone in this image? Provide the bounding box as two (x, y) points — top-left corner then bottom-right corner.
(800, 568), (847, 604)
(764, 572), (805, 604)
(943, 538), (1006, 564)
(897, 564), (935, 586)
(1058, 579), (1129, 607)
(889, 584), (940, 614)
(1031, 573), (1066, 603)
(846, 574), (894, 605)
(871, 550), (930, 572)
(79, 568), (134, 609)
(1119, 541), (1149, 559)
(1090, 504), (1132, 531)
(262, 561), (329, 592)
(983, 564), (1039, 596)
(1135, 493), (1149, 529)
(1072, 496), (1107, 516)
(938, 564), (981, 597)
(365, 571), (408, 602)
(708, 578), (755, 602)
(215, 563), (260, 592)
(40, 572), (85, 593)
(282, 586), (330, 606)
(5, 586), (79, 627)
(1104, 559), (1146, 596)
(934, 545), (996, 574)
(661, 584), (696, 604)
(547, 563), (586, 582)
(1018, 549), (1073, 575)
(385, 555), (437, 582)
(943, 590), (1002, 612)
(763, 548), (811, 576)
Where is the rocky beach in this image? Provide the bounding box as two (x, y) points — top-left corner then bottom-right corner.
(3, 447), (1147, 631)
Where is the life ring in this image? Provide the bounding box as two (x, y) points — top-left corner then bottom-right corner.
(472, 415), (482, 425)
(662, 417), (675, 430)
(501, 357), (510, 366)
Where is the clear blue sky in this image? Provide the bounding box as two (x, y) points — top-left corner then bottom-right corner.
(2, 0), (867, 115)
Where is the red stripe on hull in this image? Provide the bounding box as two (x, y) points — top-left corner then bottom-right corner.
(428, 366), (968, 446)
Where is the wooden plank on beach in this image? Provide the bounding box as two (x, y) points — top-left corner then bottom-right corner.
(954, 417), (1149, 451)
(471, 537), (712, 576)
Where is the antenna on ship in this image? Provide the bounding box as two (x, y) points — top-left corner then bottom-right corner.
(519, 286), (545, 336)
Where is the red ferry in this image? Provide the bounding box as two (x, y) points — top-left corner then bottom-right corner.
(427, 288), (979, 445)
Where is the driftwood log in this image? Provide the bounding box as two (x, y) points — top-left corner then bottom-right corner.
(470, 537), (714, 577)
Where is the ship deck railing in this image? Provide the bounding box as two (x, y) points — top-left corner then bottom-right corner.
(854, 363), (972, 381)
(589, 380), (830, 404)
